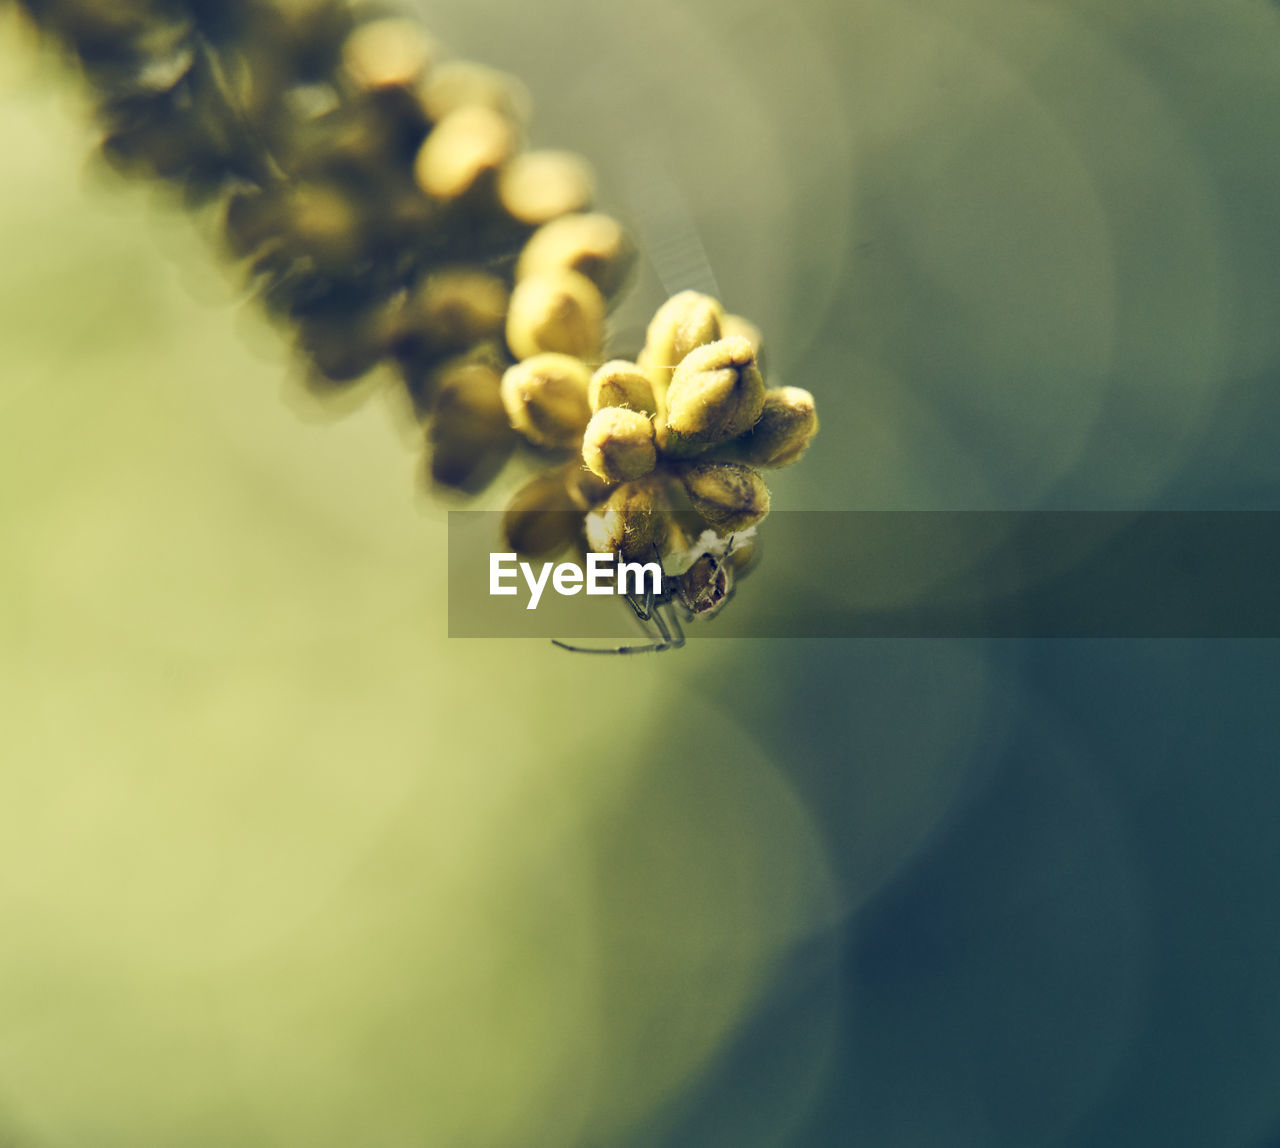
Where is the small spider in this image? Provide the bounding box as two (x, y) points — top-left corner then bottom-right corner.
(553, 530), (748, 654)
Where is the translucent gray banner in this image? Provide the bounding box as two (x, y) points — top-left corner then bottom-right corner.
(448, 511), (1280, 640)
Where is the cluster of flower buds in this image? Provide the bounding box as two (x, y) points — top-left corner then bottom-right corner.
(17, 0), (819, 630)
(498, 289), (819, 586)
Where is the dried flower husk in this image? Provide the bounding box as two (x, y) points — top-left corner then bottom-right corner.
(505, 268), (605, 363)
(582, 407), (656, 484)
(499, 352), (592, 449)
(679, 459), (770, 532)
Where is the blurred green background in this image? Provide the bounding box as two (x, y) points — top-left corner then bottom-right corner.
(3, 1), (1280, 1145)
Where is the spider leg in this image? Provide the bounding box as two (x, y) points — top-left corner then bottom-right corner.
(550, 555), (676, 654)
(654, 603), (686, 651)
(626, 583), (656, 623)
(552, 620), (674, 653)
(552, 636), (670, 654)
(550, 594), (659, 654)
(551, 622), (682, 654)
(552, 596), (685, 655)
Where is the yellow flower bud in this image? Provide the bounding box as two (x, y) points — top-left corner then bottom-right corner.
(515, 213), (636, 301)
(584, 478), (669, 562)
(588, 360), (656, 415)
(679, 460), (770, 532)
(430, 359), (510, 438)
(735, 386), (818, 468)
(342, 18), (434, 91)
(500, 353), (592, 449)
(661, 334), (766, 453)
(564, 463), (613, 510)
(419, 60), (531, 125)
(427, 358), (516, 490)
(638, 290), (724, 393)
(285, 182), (365, 271)
(721, 312), (765, 371)
(400, 268), (508, 358)
(498, 150), (594, 227)
(502, 472), (578, 557)
(414, 105), (515, 201)
(295, 303), (394, 383)
(222, 186), (280, 259)
(582, 407), (656, 484)
(505, 269), (605, 362)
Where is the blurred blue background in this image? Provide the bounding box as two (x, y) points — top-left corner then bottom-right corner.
(2, 1), (1280, 1145)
